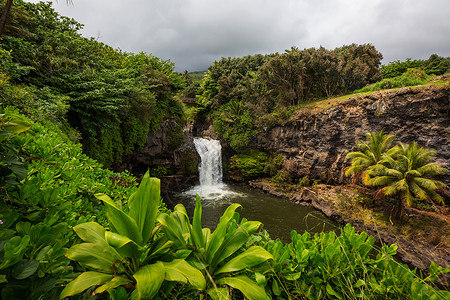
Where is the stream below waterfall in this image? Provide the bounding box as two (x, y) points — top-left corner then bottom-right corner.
(165, 137), (338, 243)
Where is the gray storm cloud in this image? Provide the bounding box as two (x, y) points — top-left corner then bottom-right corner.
(28, 0), (450, 71)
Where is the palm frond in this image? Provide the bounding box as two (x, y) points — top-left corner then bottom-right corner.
(409, 181), (428, 201)
(425, 189), (445, 205)
(417, 163), (448, 177)
(402, 187), (414, 207)
(405, 169), (421, 179)
(365, 175), (397, 187)
(412, 177), (439, 191)
(345, 151), (370, 160)
(380, 133), (395, 152)
(344, 164), (366, 176)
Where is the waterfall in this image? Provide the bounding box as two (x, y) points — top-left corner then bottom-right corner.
(184, 137), (238, 200)
(193, 137), (223, 187)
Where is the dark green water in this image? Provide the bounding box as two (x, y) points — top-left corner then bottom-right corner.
(165, 183), (338, 243)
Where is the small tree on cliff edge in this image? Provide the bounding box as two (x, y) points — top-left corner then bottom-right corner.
(344, 130), (395, 184)
(364, 141), (448, 219)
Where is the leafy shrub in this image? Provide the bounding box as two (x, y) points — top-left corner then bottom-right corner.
(231, 150), (268, 178)
(158, 196), (273, 299)
(61, 172), (205, 299)
(0, 112), (138, 298)
(298, 175), (310, 188)
(264, 154), (284, 176)
(355, 68), (430, 93)
(271, 169), (291, 183)
(166, 120), (186, 150)
(213, 100), (257, 151)
(0, 106), (31, 186)
(258, 224), (450, 299)
(150, 165), (168, 178)
(381, 58), (424, 78)
(381, 55), (450, 79)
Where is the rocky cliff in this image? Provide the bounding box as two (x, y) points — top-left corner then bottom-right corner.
(118, 118), (200, 179)
(250, 84), (450, 186)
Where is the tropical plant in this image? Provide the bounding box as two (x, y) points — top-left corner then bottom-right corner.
(230, 150), (269, 178)
(364, 141), (448, 219)
(345, 130), (395, 183)
(158, 196), (273, 300)
(258, 223), (450, 299)
(60, 171), (205, 299)
(0, 106), (31, 186)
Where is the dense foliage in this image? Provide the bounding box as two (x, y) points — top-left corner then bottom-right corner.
(381, 55), (450, 78)
(197, 44), (382, 151)
(0, 108), (138, 299)
(354, 68), (431, 93)
(0, 0), (186, 168)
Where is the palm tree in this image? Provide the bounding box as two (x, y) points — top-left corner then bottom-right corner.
(365, 141), (448, 219)
(345, 130), (395, 183)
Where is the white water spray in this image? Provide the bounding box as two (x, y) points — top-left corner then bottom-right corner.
(194, 138), (223, 186)
(184, 137), (240, 200)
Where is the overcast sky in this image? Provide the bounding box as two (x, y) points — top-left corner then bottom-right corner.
(27, 0), (450, 72)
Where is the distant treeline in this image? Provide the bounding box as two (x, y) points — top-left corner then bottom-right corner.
(188, 45), (449, 151)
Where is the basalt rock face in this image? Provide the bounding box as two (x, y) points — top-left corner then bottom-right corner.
(118, 119), (200, 177)
(250, 85), (450, 186)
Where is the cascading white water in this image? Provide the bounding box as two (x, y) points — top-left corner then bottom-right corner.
(193, 138), (223, 186)
(184, 137), (240, 200)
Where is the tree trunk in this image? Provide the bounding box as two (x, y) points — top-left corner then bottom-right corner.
(393, 198), (404, 221)
(0, 0), (14, 36)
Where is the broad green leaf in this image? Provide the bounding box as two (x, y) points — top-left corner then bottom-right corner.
(191, 195), (205, 249)
(12, 259), (39, 279)
(285, 272), (301, 281)
(172, 206), (191, 236)
(215, 246), (273, 275)
(163, 259), (206, 290)
(157, 213), (188, 247)
(73, 222), (108, 246)
(272, 279), (281, 296)
(65, 243), (123, 272)
(145, 239), (174, 262)
(0, 275), (6, 283)
(3, 119), (32, 135)
(211, 221), (262, 270)
(326, 283), (343, 299)
(133, 262), (165, 299)
(206, 203), (242, 264)
(203, 228), (211, 245)
(0, 235), (30, 269)
(96, 193), (143, 245)
(59, 271), (114, 299)
(255, 272), (267, 285)
(129, 289), (139, 300)
(105, 231), (141, 259)
(128, 172), (160, 244)
(216, 275), (269, 300)
(207, 287), (230, 300)
(94, 276), (132, 294)
(106, 287), (128, 300)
